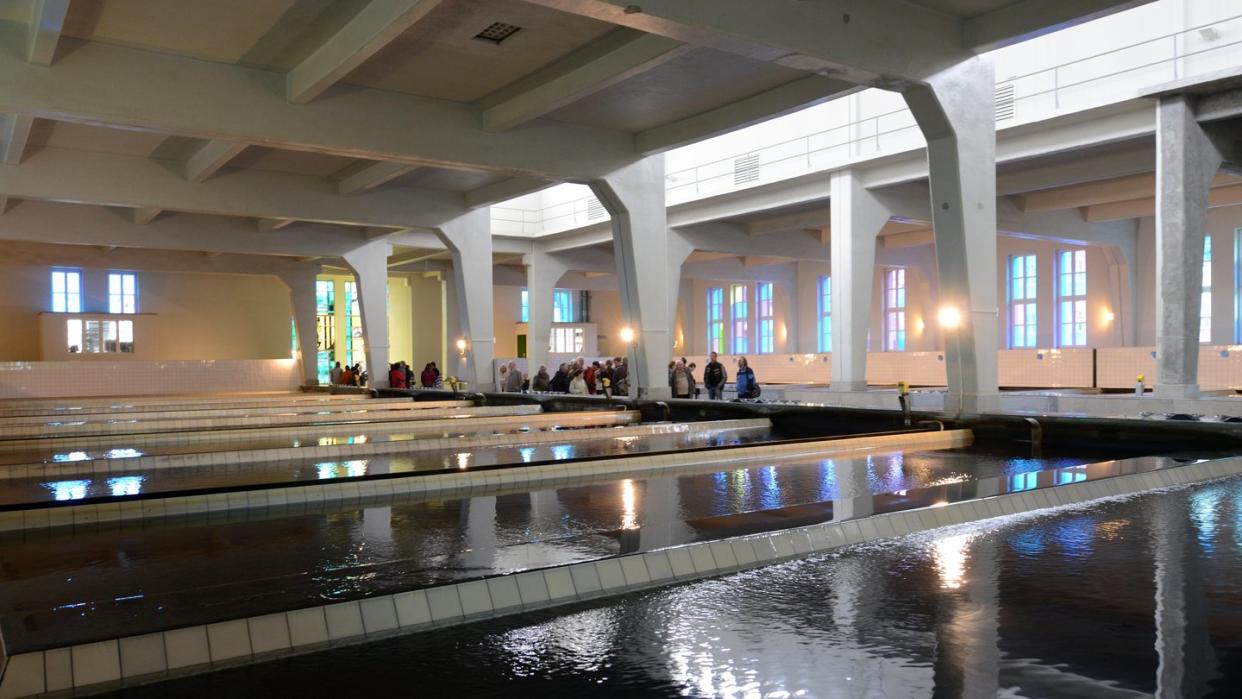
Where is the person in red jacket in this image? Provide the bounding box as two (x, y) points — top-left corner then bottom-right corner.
(584, 361), (598, 394)
(388, 363), (407, 389)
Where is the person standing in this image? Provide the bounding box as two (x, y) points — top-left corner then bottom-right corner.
(549, 363), (571, 393)
(735, 357), (759, 399)
(531, 365), (551, 392)
(703, 352), (726, 400)
(584, 361), (598, 395)
(503, 361), (524, 392)
(669, 360), (695, 398)
(329, 361), (343, 385)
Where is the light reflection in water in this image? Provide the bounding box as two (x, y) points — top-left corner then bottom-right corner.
(52, 451), (90, 463)
(456, 452), (471, 470)
(757, 465), (780, 511)
(45, 479), (90, 501)
(551, 444), (574, 461)
(1190, 488), (1222, 553)
(519, 447), (536, 463)
(620, 479), (638, 530)
(107, 476), (144, 497)
(105, 448), (142, 459)
(933, 533), (973, 589)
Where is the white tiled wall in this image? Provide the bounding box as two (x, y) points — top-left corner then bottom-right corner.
(0, 359), (302, 399)
(997, 349), (1094, 388)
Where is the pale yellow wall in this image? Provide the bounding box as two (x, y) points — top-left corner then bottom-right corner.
(410, 273), (447, 370)
(493, 284), (522, 357)
(590, 290), (625, 356)
(0, 263), (291, 361)
(388, 276), (413, 364)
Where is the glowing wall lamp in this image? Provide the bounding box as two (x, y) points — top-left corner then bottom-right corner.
(937, 305), (962, 330)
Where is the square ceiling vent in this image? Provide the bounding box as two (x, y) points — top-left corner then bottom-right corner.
(475, 22), (522, 44)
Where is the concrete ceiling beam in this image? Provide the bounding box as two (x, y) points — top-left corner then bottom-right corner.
(287, 0), (446, 104)
(522, 0), (964, 84)
(464, 176), (550, 209)
(0, 147), (468, 230)
(2, 114), (34, 165)
(336, 161), (419, 196)
(26, 0), (70, 66)
(131, 207), (163, 225)
(183, 139), (248, 183)
(482, 28), (689, 131)
(638, 75), (856, 154)
(1083, 183), (1242, 221)
(964, 0), (1155, 53)
(256, 217), (296, 232)
(0, 39), (636, 180)
(1018, 171), (1239, 212)
(0, 200), (374, 257)
(744, 206), (830, 235)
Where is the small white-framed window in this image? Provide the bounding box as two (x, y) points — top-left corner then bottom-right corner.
(549, 326), (584, 353)
(756, 282), (774, 354)
(520, 289), (529, 323)
(817, 275), (831, 352)
(1009, 254), (1037, 348)
(731, 284), (748, 354)
(108, 272), (137, 314)
(1056, 250), (1086, 347)
(51, 269), (82, 313)
(883, 268), (906, 351)
(71, 319), (134, 354)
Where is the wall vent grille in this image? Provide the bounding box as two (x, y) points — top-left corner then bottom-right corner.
(995, 83), (1016, 121)
(474, 22), (522, 44)
(734, 154), (760, 185)
(586, 197), (606, 220)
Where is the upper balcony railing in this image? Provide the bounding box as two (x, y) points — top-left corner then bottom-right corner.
(491, 12), (1242, 238)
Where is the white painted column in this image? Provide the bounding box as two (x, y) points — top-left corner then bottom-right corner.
(436, 209), (496, 391)
(526, 250), (568, 377)
(341, 239), (391, 389)
(591, 155), (673, 398)
(1154, 96), (1223, 398)
(903, 57), (1000, 413)
(277, 267), (321, 386)
(830, 169), (889, 392)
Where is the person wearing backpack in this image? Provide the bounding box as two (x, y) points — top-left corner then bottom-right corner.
(703, 352), (727, 400)
(734, 356), (760, 399)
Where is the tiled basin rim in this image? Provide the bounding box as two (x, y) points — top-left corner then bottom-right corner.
(0, 410), (640, 457)
(0, 430), (971, 533)
(0, 418), (773, 481)
(2, 455), (1237, 698)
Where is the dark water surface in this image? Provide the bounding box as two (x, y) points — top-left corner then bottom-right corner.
(0, 446), (1098, 652)
(109, 476), (1242, 698)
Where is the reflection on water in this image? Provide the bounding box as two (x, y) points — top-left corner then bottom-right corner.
(46, 479), (89, 501)
(125, 477), (1242, 698)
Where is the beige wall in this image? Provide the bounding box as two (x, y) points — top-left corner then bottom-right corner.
(590, 289), (625, 356)
(0, 262), (291, 361)
(493, 284), (522, 358)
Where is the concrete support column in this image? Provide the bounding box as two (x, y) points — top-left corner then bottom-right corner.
(341, 240), (391, 389)
(277, 267), (321, 387)
(829, 169), (889, 391)
(526, 250), (569, 377)
(667, 228), (695, 351)
(1154, 95), (1223, 398)
(591, 155), (672, 398)
(437, 209), (496, 391)
(904, 57), (1000, 413)
(1152, 491), (1215, 697)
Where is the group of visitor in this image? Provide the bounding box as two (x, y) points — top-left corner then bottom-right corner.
(514, 356), (631, 396)
(328, 361), (367, 387)
(330, 360), (443, 389)
(671, 352), (759, 399)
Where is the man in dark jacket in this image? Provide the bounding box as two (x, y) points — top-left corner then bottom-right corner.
(703, 352), (727, 400)
(549, 363), (571, 393)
